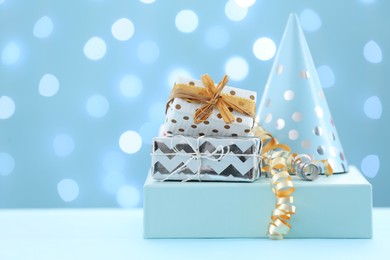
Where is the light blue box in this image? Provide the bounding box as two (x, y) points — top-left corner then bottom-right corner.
(143, 166), (372, 238)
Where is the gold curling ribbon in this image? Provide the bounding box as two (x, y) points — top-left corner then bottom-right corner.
(252, 123), (333, 240)
(166, 74), (256, 124)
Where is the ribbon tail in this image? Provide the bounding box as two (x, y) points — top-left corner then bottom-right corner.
(223, 97), (256, 118)
(216, 101), (234, 124)
(194, 104), (214, 124)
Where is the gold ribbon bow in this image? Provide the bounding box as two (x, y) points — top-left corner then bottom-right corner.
(166, 74), (255, 124)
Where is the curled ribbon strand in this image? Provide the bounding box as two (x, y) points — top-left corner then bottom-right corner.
(252, 123), (333, 239)
(166, 74), (256, 124)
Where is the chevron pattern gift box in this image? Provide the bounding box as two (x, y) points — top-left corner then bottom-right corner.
(152, 136), (261, 182)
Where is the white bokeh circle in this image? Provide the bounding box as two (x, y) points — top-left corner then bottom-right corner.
(363, 40), (382, 63)
(300, 9), (322, 32)
(361, 154), (380, 178)
(0, 96), (16, 119)
(53, 133), (75, 157)
(253, 37), (276, 61)
(234, 0), (256, 7)
(168, 68), (192, 88)
(317, 65), (335, 88)
(225, 56), (249, 81)
(57, 179), (79, 202)
(2, 42), (21, 65)
(120, 75), (143, 98)
(33, 16), (54, 38)
(119, 131), (142, 154)
(175, 10), (198, 33)
(111, 18), (135, 41)
(83, 37), (107, 60)
(86, 94), (109, 118)
(363, 96), (382, 119)
(116, 185), (140, 208)
(225, 0), (248, 21)
(39, 74), (59, 97)
(140, 0), (156, 4)
(0, 152), (15, 176)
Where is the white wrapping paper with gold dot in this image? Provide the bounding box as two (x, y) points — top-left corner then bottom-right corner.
(151, 136), (262, 182)
(164, 76), (257, 137)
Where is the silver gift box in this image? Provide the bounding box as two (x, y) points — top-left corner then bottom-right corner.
(151, 136), (262, 182)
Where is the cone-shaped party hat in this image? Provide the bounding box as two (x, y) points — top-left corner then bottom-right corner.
(257, 14), (348, 173)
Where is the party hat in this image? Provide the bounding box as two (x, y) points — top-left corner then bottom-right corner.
(257, 14), (348, 173)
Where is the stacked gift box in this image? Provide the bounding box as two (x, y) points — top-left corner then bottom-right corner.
(151, 74), (262, 183)
(143, 13), (373, 239)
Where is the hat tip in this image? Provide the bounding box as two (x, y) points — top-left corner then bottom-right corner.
(288, 13), (300, 24)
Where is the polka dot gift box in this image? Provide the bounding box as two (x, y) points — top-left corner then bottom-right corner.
(165, 75), (257, 137)
(257, 14), (348, 174)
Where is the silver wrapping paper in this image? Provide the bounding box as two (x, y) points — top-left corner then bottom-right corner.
(151, 136), (262, 182)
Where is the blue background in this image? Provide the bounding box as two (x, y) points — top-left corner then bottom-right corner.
(0, 0), (387, 207)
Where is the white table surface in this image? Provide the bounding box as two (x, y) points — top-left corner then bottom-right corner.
(0, 208), (388, 260)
